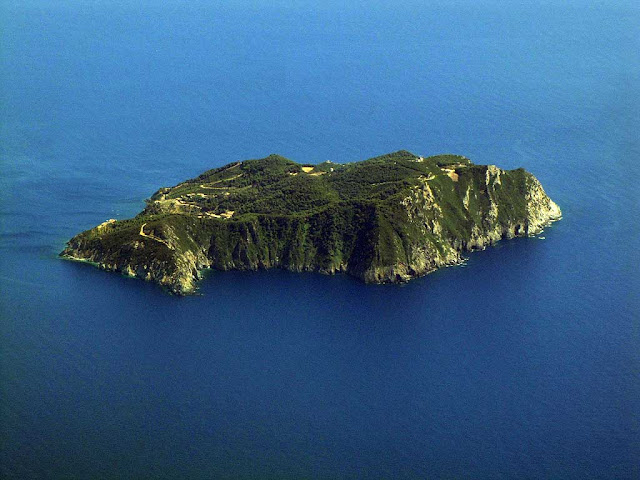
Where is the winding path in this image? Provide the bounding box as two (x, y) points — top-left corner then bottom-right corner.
(139, 223), (173, 249)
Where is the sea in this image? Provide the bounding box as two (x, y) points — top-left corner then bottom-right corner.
(1, 1), (638, 478)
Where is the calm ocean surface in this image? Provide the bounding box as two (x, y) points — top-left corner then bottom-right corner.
(1, 1), (638, 478)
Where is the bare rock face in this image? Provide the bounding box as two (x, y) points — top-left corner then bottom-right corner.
(61, 151), (561, 294)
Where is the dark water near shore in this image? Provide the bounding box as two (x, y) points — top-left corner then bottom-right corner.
(1, 1), (638, 478)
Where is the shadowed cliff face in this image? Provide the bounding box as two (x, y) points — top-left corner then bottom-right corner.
(61, 151), (561, 294)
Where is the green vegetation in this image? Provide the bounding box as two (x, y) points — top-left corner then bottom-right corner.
(61, 150), (561, 294)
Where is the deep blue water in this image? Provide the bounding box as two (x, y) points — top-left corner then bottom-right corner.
(1, 1), (638, 478)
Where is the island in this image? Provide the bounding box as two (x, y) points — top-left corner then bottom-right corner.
(61, 150), (561, 294)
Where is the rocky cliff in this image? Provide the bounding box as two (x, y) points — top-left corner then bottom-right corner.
(61, 151), (561, 294)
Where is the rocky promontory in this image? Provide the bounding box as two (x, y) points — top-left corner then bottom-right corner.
(61, 151), (561, 294)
